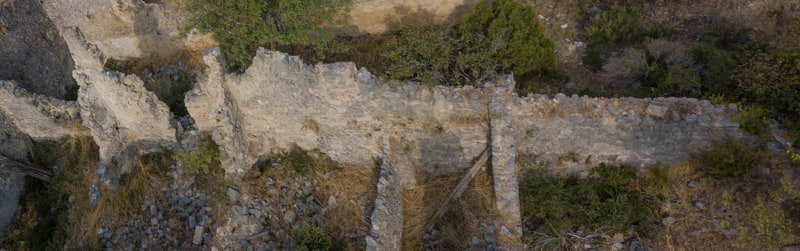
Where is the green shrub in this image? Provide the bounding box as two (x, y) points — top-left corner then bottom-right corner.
(181, 0), (352, 72)
(701, 14), (753, 51)
(689, 44), (737, 95)
(736, 105), (770, 136)
(460, 0), (557, 77)
(583, 6), (644, 69)
(701, 138), (766, 179)
(385, 0), (557, 87)
(293, 224), (337, 251)
(652, 65), (701, 97)
(174, 136), (220, 174)
(384, 23), (471, 85)
(734, 46), (800, 123)
(520, 163), (658, 242)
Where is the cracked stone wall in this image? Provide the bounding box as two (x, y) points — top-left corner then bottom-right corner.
(63, 27), (177, 176)
(512, 94), (744, 175)
(185, 48), (748, 248)
(186, 48), (489, 179)
(188, 48), (745, 179)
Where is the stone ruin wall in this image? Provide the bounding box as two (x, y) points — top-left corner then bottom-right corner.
(187, 48), (746, 180)
(0, 26), (749, 249)
(0, 0), (752, 246)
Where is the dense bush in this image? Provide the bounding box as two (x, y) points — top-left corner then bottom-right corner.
(460, 0), (557, 77)
(701, 138), (766, 179)
(688, 43), (737, 95)
(181, 0), (351, 72)
(734, 46), (800, 123)
(385, 0), (556, 87)
(520, 163), (659, 242)
(583, 6), (644, 69)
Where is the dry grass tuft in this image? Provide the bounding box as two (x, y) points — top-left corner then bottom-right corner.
(402, 173), (458, 250)
(315, 164), (378, 246)
(647, 160), (800, 250)
(239, 149), (378, 249)
(402, 167), (499, 250)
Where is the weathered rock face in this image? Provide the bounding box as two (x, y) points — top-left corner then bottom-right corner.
(0, 81), (84, 140)
(0, 111), (32, 237)
(348, 0), (479, 34)
(63, 27), (177, 174)
(0, 0), (75, 98)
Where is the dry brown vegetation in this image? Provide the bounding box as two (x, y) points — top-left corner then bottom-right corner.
(402, 167), (500, 250)
(646, 161), (800, 250)
(239, 148), (378, 249)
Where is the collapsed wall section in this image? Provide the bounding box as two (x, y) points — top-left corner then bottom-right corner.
(0, 81), (84, 140)
(62, 27), (177, 175)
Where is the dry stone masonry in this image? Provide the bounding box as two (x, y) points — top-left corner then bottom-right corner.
(63, 27), (177, 177)
(0, 0), (752, 248)
(184, 48), (747, 248)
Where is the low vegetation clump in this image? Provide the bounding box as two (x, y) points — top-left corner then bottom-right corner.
(1, 137), (99, 250)
(385, 0), (558, 89)
(292, 224), (337, 251)
(735, 105), (770, 137)
(519, 162), (661, 249)
(174, 136), (220, 174)
(181, 0), (352, 72)
(575, 2), (799, 132)
(583, 5), (646, 70)
(700, 138), (766, 179)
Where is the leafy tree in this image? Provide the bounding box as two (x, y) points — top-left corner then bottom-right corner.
(181, 0), (351, 72)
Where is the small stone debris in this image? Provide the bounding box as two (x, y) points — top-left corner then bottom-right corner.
(192, 226), (204, 245)
(662, 216), (676, 226)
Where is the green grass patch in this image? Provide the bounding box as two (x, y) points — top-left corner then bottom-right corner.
(520, 163), (661, 248)
(174, 136), (220, 175)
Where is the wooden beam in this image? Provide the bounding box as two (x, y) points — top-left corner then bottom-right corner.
(427, 147), (490, 231)
(0, 155), (52, 182)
